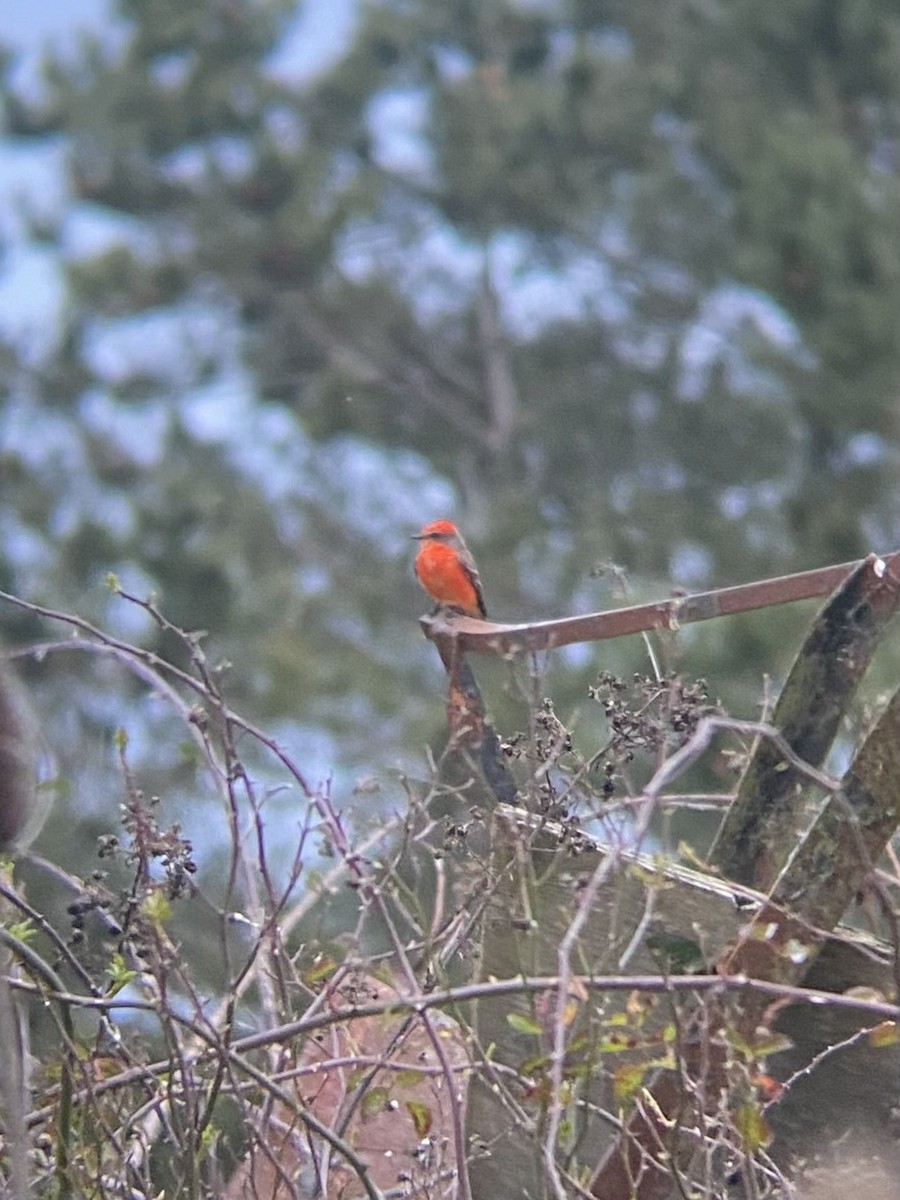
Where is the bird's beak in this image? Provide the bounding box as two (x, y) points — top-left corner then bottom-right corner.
(410, 532), (426, 540)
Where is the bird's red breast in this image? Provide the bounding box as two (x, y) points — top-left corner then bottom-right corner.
(412, 520), (487, 619)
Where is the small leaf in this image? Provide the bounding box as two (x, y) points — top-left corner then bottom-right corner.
(303, 956), (338, 986)
(198, 1124), (217, 1155)
(105, 951), (138, 996)
(141, 890), (171, 926)
(360, 1087), (390, 1117)
(394, 1069), (423, 1089)
(735, 1102), (772, 1152)
(868, 1020), (899, 1048)
(37, 776), (71, 799)
(612, 1062), (649, 1108)
(519, 1053), (550, 1076)
(627, 863), (668, 887)
(722, 1028), (756, 1060)
(405, 1099), (432, 1138)
(507, 1012), (542, 1037)
(846, 986), (888, 1004)
(6, 919), (35, 944)
(749, 1030), (793, 1057)
(561, 997), (580, 1028)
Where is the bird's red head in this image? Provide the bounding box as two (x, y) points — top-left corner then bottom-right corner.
(412, 519), (459, 541)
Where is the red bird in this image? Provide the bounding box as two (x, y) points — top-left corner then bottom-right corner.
(412, 519), (487, 619)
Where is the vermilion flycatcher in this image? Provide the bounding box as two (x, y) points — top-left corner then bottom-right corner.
(412, 519), (487, 619)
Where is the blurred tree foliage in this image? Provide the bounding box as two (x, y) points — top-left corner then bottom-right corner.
(2, 0), (900, 858)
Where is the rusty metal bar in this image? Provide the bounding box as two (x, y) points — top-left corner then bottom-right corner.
(421, 551), (900, 656)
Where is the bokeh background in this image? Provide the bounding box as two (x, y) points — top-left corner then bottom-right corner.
(3, 0), (900, 888)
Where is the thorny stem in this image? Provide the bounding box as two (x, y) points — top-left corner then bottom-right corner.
(538, 711), (839, 1198)
(0, 928), (75, 1198)
(541, 764), (664, 1198)
(312, 785), (474, 1200)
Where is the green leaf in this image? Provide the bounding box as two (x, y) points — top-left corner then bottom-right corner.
(6, 919), (35, 944)
(105, 952), (138, 996)
(394, 1069), (424, 1089)
(506, 1011), (542, 1037)
(869, 1021), (900, 1048)
(735, 1103), (772, 1152)
(141, 890), (171, 926)
(360, 1087), (390, 1117)
(612, 1062), (649, 1108)
(405, 1099), (432, 1138)
(520, 1053), (550, 1076)
(302, 956), (338, 986)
